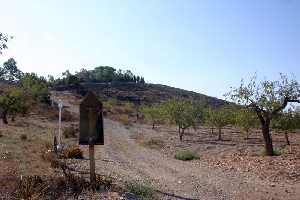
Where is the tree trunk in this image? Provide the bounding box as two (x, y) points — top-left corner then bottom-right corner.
(179, 129), (184, 142)
(284, 131), (290, 146)
(2, 110), (8, 124)
(211, 127), (214, 134)
(152, 123), (155, 129)
(262, 122), (274, 156)
(218, 128), (222, 140)
(11, 115), (15, 122)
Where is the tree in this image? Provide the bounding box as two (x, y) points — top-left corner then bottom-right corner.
(272, 109), (300, 146)
(140, 105), (165, 129)
(163, 99), (205, 141)
(20, 73), (50, 104)
(0, 58), (23, 82)
(0, 32), (12, 54)
(227, 74), (300, 156)
(205, 106), (233, 141)
(235, 108), (259, 139)
(0, 87), (29, 124)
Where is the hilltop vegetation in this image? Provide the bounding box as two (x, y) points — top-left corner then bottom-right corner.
(50, 66), (145, 86)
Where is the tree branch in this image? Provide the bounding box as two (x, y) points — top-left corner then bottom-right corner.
(272, 98), (300, 115)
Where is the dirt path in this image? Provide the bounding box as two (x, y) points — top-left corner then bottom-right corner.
(86, 119), (298, 200)
(57, 94), (300, 200)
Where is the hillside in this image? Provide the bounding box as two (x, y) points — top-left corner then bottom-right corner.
(52, 82), (226, 106)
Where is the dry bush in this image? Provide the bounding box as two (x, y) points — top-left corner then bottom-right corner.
(119, 114), (130, 126)
(96, 174), (113, 190)
(143, 138), (165, 149)
(46, 106), (76, 122)
(123, 102), (135, 114)
(63, 126), (78, 138)
(17, 175), (43, 200)
(130, 132), (145, 145)
(64, 145), (84, 159)
(20, 134), (27, 141)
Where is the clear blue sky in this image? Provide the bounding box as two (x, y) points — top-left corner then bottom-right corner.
(0, 0), (299, 99)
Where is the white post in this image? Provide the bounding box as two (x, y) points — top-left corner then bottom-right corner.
(58, 99), (63, 150)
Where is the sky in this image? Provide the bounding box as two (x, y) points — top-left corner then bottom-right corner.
(0, 0), (299, 99)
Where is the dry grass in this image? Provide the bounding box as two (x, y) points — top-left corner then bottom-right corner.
(119, 114), (130, 126)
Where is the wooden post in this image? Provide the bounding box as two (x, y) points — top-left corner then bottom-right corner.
(89, 144), (96, 189)
(79, 91), (104, 189)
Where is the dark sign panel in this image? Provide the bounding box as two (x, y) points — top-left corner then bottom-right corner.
(79, 91), (104, 145)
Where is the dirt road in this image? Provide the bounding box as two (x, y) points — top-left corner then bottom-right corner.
(55, 93), (300, 200)
(79, 119), (298, 200)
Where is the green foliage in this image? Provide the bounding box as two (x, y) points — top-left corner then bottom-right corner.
(227, 74), (300, 113)
(235, 108), (259, 138)
(272, 109), (300, 132)
(125, 180), (156, 200)
(0, 32), (12, 54)
(0, 87), (30, 123)
(260, 147), (282, 156)
(205, 106), (234, 140)
(174, 149), (199, 161)
(19, 73), (50, 103)
(0, 58), (23, 82)
(140, 105), (165, 128)
(163, 99), (205, 129)
(205, 106), (234, 129)
(104, 99), (118, 110)
(55, 66), (146, 85)
(227, 73), (300, 156)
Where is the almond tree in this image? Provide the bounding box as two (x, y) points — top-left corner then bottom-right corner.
(140, 105), (165, 129)
(227, 74), (300, 156)
(272, 109), (300, 146)
(205, 106), (233, 141)
(235, 108), (259, 139)
(163, 99), (205, 141)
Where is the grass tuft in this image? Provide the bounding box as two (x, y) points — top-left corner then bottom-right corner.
(259, 147), (282, 156)
(125, 180), (156, 200)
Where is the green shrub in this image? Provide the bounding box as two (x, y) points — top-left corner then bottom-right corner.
(125, 180), (156, 200)
(174, 149), (199, 161)
(260, 147), (282, 156)
(65, 145), (83, 159)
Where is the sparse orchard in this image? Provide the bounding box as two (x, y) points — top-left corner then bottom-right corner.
(227, 74), (300, 156)
(234, 108), (259, 139)
(162, 99), (205, 141)
(205, 106), (234, 141)
(272, 109), (300, 146)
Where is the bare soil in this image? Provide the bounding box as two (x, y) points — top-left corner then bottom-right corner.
(1, 92), (300, 199)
